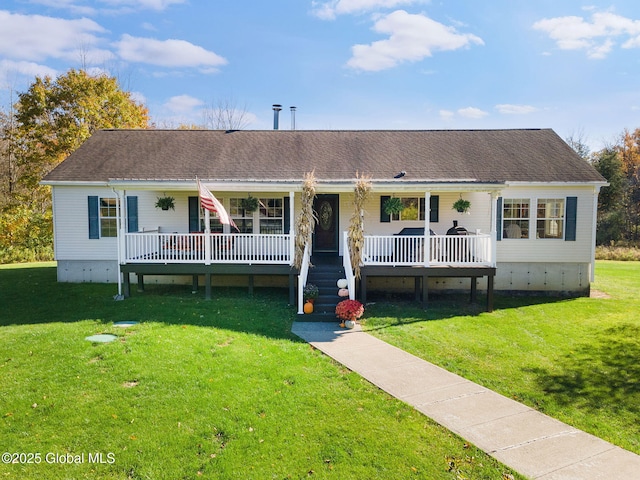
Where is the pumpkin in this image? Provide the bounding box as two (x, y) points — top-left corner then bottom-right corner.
(338, 288), (349, 297)
(337, 278), (348, 289)
(303, 301), (314, 314)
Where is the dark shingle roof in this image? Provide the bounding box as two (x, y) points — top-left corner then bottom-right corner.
(43, 128), (606, 184)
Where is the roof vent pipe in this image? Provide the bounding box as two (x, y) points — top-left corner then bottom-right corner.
(272, 104), (282, 130)
(290, 106), (296, 130)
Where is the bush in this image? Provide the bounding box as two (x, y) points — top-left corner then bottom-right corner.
(0, 206), (54, 264)
(595, 245), (640, 261)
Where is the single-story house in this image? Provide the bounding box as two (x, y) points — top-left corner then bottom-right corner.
(42, 128), (607, 312)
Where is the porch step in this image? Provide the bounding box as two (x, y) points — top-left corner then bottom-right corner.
(303, 258), (346, 319)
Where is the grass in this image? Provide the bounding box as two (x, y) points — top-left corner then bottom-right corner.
(363, 261), (640, 457)
(0, 262), (522, 480)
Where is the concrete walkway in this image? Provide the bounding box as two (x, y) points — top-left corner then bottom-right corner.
(291, 321), (640, 480)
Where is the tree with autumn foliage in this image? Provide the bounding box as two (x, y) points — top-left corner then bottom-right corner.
(582, 128), (640, 245)
(0, 69), (149, 263)
(8, 69), (149, 211)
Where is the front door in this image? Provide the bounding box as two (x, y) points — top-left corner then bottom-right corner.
(313, 194), (339, 255)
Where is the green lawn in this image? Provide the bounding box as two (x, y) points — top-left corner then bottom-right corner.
(364, 261), (640, 457)
(0, 263), (521, 480)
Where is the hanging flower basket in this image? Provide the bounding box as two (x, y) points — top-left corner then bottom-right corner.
(383, 197), (405, 216)
(240, 195), (259, 213)
(452, 198), (471, 214)
(155, 196), (175, 211)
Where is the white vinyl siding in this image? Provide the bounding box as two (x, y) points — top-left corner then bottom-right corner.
(496, 186), (597, 264)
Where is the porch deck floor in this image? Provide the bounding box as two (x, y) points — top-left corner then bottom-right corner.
(291, 321), (640, 480)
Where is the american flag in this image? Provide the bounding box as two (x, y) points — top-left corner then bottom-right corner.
(197, 179), (239, 231)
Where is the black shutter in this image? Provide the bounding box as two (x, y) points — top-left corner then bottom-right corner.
(88, 196), (99, 239)
(430, 195), (439, 223)
(496, 197), (503, 241)
(565, 196), (577, 241)
(189, 196), (200, 232)
(380, 195), (390, 223)
(127, 196), (138, 233)
(284, 196), (290, 234)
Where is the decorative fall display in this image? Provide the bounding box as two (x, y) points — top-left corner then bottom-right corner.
(337, 278), (348, 289)
(347, 173), (372, 280)
(293, 171), (317, 269)
(335, 299), (364, 322)
(303, 283), (319, 302)
(303, 301), (314, 314)
(338, 288), (349, 297)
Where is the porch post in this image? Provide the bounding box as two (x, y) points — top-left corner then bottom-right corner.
(424, 191), (430, 267)
(204, 209), (211, 265)
(115, 189), (126, 298)
(490, 192), (499, 267)
(289, 191), (295, 265)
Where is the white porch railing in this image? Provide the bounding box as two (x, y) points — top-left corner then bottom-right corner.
(124, 232), (292, 265)
(362, 234), (494, 267)
(297, 243), (311, 314)
(342, 232), (356, 300)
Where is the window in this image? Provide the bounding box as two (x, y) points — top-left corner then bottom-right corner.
(391, 197), (425, 221)
(99, 198), (118, 237)
(230, 198), (254, 233)
(536, 198), (564, 239)
(503, 198), (529, 239)
(259, 198), (283, 234)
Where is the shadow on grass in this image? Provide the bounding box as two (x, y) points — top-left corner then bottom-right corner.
(525, 323), (640, 414)
(363, 290), (573, 329)
(1, 263), (582, 340)
(0, 264), (299, 341)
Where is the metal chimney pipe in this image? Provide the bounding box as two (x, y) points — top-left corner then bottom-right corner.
(272, 104), (282, 130)
(290, 106), (296, 130)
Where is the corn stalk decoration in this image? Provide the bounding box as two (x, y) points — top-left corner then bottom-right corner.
(293, 171), (317, 269)
(347, 173), (372, 279)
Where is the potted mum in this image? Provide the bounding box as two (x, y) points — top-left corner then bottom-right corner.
(303, 283), (319, 303)
(335, 299), (364, 329)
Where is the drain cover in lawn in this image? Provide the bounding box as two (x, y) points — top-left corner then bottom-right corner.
(85, 334), (118, 343)
(113, 321), (139, 327)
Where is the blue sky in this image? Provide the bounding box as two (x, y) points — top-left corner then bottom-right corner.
(1, 1), (639, 151)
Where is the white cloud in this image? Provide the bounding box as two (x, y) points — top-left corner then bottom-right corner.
(0, 10), (106, 62)
(533, 11), (640, 59)
(311, 0), (421, 20)
(457, 107), (488, 119)
(164, 94), (204, 115)
(347, 10), (483, 71)
(0, 59), (57, 87)
(114, 34), (228, 71)
(495, 104), (538, 115)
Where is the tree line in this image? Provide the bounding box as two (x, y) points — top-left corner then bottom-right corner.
(569, 129), (640, 245)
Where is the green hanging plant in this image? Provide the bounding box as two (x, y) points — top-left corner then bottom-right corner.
(155, 196), (175, 211)
(452, 198), (471, 214)
(383, 196), (405, 216)
(240, 195), (259, 213)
